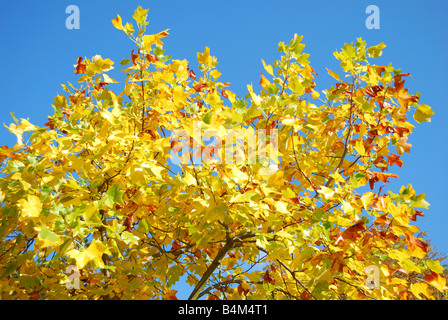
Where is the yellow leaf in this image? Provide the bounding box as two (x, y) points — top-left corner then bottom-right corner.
(83, 203), (102, 226)
(317, 186), (335, 200)
(259, 73), (270, 89)
(151, 166), (166, 179)
(4, 119), (39, 147)
(111, 14), (125, 31)
(210, 69), (221, 80)
(173, 86), (188, 107)
(326, 68), (341, 82)
(67, 250), (90, 269)
(17, 195), (42, 218)
(128, 165), (146, 185)
(353, 139), (365, 156)
(89, 55), (114, 74)
(276, 230), (294, 240)
(102, 74), (118, 83)
(86, 240), (107, 268)
(282, 118), (298, 126)
(329, 172), (345, 184)
(329, 215), (352, 228)
(361, 192), (375, 211)
(197, 47), (212, 66)
(410, 282), (432, 300)
(341, 201), (355, 214)
(132, 6), (149, 26)
(182, 172), (197, 186)
(275, 201), (289, 214)
(142, 30), (170, 50)
(261, 59), (274, 76)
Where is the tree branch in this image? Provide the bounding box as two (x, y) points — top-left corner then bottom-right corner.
(276, 259), (317, 300)
(188, 230), (256, 300)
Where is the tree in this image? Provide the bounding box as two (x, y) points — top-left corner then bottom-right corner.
(0, 6), (446, 300)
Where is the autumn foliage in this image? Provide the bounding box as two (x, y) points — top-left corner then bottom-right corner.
(0, 7), (446, 300)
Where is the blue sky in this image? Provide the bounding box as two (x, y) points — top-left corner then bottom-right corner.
(1, 0), (447, 298)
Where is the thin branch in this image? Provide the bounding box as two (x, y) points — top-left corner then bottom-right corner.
(276, 259), (317, 300)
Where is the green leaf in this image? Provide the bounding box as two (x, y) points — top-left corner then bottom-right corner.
(120, 58), (131, 65)
(19, 275), (36, 291)
(288, 34), (305, 54)
(38, 225), (61, 244)
(121, 231), (140, 245)
(367, 43), (386, 58)
(202, 112), (211, 125)
(0, 261), (18, 280)
(410, 193), (430, 209)
(7, 160), (25, 173)
(105, 184), (124, 208)
(426, 260), (444, 274)
(41, 185), (52, 196)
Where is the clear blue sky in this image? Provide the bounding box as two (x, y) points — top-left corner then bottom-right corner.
(1, 0), (447, 297)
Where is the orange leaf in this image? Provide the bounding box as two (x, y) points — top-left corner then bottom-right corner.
(74, 57), (86, 74)
(405, 234), (429, 253)
(164, 289), (179, 300)
(388, 153), (404, 167)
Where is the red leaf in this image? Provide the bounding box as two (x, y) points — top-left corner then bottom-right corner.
(146, 54), (158, 63)
(189, 69), (196, 80)
(94, 82), (108, 91)
(300, 291), (312, 300)
(30, 290), (40, 300)
(74, 57), (86, 74)
(395, 267), (408, 276)
(145, 204), (156, 213)
(123, 214), (135, 232)
(237, 283), (250, 296)
(263, 270), (275, 284)
(172, 240), (182, 251)
(341, 222), (365, 242)
(365, 85), (383, 97)
(131, 49), (139, 65)
(193, 83), (208, 92)
(425, 270), (439, 283)
(410, 209), (424, 222)
(221, 90), (229, 99)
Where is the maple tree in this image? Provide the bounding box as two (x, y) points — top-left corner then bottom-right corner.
(0, 7), (446, 300)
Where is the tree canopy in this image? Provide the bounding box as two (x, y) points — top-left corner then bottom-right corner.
(0, 7), (446, 300)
